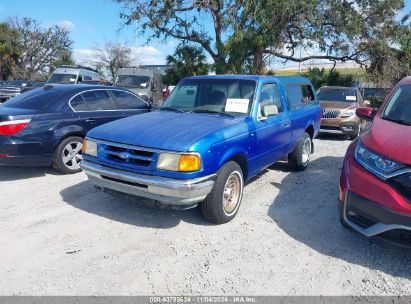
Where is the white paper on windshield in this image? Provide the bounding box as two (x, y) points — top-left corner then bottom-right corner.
(225, 98), (249, 113)
(346, 96), (357, 101)
(141, 82), (148, 88)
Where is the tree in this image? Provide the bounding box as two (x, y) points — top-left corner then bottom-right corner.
(302, 67), (354, 90)
(93, 41), (134, 81)
(164, 45), (209, 85)
(9, 17), (73, 79)
(0, 23), (21, 80)
(366, 14), (411, 86)
(115, 0), (407, 74)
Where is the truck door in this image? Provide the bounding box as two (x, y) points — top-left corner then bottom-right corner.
(254, 83), (292, 168)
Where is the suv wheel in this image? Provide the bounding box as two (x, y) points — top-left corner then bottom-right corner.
(52, 136), (84, 174)
(288, 132), (312, 171)
(201, 161), (244, 224)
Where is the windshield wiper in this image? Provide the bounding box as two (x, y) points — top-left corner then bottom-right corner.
(191, 109), (236, 118)
(381, 116), (411, 125)
(159, 106), (185, 113)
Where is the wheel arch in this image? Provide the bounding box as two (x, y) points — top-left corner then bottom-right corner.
(216, 149), (249, 180)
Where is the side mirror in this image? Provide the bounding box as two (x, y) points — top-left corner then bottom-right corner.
(363, 100), (371, 107)
(69, 77), (76, 83)
(259, 104), (278, 120)
(356, 107), (375, 121)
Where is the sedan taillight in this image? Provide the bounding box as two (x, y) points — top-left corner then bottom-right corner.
(0, 119), (31, 136)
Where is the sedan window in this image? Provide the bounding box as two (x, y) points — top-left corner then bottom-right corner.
(81, 90), (116, 111)
(110, 90), (148, 110)
(70, 95), (88, 111)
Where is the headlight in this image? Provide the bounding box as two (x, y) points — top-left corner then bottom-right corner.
(157, 153), (201, 172)
(341, 110), (356, 118)
(82, 139), (97, 157)
(355, 142), (404, 179)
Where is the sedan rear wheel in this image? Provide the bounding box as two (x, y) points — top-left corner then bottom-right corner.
(53, 136), (84, 174)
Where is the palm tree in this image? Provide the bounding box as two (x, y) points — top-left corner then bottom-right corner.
(164, 45), (209, 84)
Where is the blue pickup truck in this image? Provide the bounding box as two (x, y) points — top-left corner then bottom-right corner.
(81, 75), (321, 223)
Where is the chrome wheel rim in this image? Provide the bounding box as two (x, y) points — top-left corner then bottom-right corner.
(223, 171), (242, 214)
(62, 141), (83, 170)
(302, 138), (311, 164)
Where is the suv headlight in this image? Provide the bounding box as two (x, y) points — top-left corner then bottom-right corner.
(82, 139), (97, 157)
(341, 110), (356, 118)
(355, 142), (404, 179)
(157, 153), (201, 172)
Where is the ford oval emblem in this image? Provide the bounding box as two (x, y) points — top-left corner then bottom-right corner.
(118, 152), (129, 160)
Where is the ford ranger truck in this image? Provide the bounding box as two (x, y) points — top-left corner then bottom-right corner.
(81, 75), (321, 224)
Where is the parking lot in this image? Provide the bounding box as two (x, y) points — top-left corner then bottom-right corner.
(1, 135), (411, 296)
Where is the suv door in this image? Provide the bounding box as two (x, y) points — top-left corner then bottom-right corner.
(254, 83), (292, 168)
(70, 89), (126, 133)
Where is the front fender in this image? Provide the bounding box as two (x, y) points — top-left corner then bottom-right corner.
(209, 143), (249, 179)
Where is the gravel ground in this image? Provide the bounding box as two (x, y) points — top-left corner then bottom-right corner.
(1, 135), (411, 296)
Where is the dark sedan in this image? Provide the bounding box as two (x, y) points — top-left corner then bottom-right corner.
(0, 84), (150, 173)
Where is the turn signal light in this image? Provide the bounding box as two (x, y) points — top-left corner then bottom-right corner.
(178, 154), (201, 172)
(0, 119), (31, 136)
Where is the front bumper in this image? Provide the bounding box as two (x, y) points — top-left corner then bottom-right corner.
(81, 160), (216, 206)
(339, 142), (411, 246)
(340, 192), (411, 238)
(320, 116), (360, 135)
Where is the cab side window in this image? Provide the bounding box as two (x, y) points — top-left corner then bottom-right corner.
(287, 84), (316, 111)
(259, 83), (284, 113)
(111, 90), (149, 110)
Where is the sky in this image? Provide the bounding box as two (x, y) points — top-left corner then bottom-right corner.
(0, 0), (176, 66)
(0, 0), (410, 69)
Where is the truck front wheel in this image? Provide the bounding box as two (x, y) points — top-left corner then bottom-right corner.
(288, 132), (312, 171)
(201, 161), (244, 224)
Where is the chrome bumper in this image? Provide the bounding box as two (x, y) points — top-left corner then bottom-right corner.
(80, 160), (216, 206)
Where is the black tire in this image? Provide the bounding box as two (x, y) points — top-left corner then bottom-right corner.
(288, 132), (312, 171)
(201, 161), (244, 224)
(52, 136), (84, 174)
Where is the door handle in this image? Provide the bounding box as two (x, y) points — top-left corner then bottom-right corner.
(86, 119), (97, 124)
(282, 121), (291, 128)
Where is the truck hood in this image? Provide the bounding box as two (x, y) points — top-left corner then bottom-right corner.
(361, 116), (411, 166)
(320, 101), (357, 110)
(88, 111), (246, 152)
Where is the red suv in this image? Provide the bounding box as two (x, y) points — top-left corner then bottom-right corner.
(339, 76), (411, 246)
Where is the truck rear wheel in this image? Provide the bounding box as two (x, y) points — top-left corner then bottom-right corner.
(288, 132), (312, 171)
(201, 161), (244, 224)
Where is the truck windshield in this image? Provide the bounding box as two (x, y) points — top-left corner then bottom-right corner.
(116, 75), (150, 89)
(162, 78), (256, 115)
(48, 74), (77, 84)
(317, 88), (357, 102)
(382, 85), (411, 125)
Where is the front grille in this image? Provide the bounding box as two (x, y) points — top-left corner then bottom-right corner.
(388, 173), (411, 202)
(98, 142), (157, 171)
(322, 109), (340, 119)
